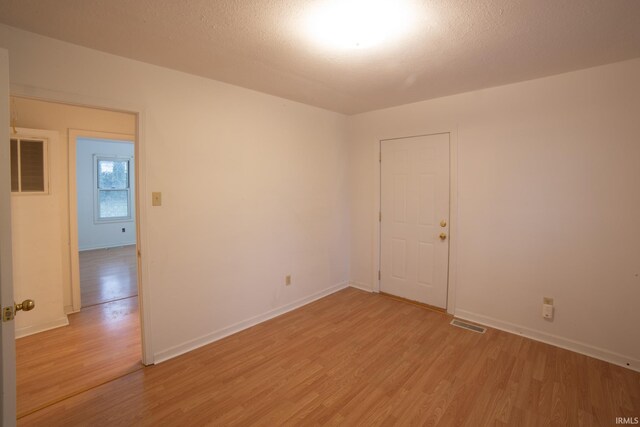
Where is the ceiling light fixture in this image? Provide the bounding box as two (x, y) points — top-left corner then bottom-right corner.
(304, 0), (416, 50)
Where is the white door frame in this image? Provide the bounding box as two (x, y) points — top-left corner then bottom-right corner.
(68, 129), (136, 313)
(374, 130), (459, 315)
(9, 84), (154, 366)
(0, 47), (17, 426)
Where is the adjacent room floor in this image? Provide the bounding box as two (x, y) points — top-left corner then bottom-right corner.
(18, 288), (640, 426)
(16, 246), (141, 419)
(79, 245), (138, 307)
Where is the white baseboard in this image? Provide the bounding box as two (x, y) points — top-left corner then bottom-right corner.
(349, 282), (374, 292)
(64, 304), (80, 315)
(455, 309), (640, 373)
(15, 316), (69, 339)
(79, 242), (136, 252)
(154, 282), (350, 364)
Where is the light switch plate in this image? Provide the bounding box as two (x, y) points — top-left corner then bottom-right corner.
(152, 192), (162, 206)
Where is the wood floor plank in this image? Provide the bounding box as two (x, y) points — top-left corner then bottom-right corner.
(18, 288), (640, 426)
(17, 246), (141, 418)
(79, 245), (138, 307)
(16, 297), (142, 418)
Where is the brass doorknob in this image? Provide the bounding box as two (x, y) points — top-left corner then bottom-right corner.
(440, 220), (447, 227)
(439, 233), (447, 241)
(15, 299), (35, 313)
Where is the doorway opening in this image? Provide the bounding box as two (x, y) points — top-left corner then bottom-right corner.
(9, 97), (144, 419)
(74, 134), (137, 307)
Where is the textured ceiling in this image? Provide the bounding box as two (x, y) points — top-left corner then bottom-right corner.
(1, 0), (639, 114)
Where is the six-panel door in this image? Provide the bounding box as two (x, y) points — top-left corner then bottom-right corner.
(380, 133), (450, 308)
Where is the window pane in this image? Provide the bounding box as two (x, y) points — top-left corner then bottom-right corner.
(10, 139), (18, 192)
(99, 190), (129, 218)
(20, 139), (45, 192)
(98, 160), (128, 190)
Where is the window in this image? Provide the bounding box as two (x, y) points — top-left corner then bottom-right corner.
(10, 137), (49, 194)
(95, 156), (131, 221)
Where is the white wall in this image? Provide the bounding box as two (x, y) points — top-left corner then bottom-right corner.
(76, 138), (135, 251)
(10, 97), (136, 313)
(347, 59), (640, 369)
(0, 25), (350, 361)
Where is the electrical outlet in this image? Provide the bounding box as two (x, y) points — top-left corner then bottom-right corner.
(542, 297), (554, 320)
(285, 275), (291, 286)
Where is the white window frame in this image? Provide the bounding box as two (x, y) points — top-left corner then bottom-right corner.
(9, 134), (50, 195)
(93, 154), (132, 223)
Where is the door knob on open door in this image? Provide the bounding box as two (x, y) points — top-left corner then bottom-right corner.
(15, 299), (35, 313)
(439, 233), (447, 241)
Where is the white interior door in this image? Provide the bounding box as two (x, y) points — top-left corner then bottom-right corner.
(11, 129), (68, 338)
(0, 48), (17, 426)
(380, 133), (450, 308)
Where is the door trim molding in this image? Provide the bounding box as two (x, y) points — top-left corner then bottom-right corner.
(9, 83), (154, 365)
(374, 130), (459, 315)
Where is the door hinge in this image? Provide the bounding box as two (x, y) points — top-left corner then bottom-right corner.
(378, 270), (381, 280)
(2, 306), (14, 322)
(379, 152), (382, 162)
(379, 211), (381, 222)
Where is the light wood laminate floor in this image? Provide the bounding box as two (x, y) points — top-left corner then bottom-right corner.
(16, 297), (142, 418)
(19, 288), (640, 426)
(80, 245), (138, 307)
(17, 245), (141, 418)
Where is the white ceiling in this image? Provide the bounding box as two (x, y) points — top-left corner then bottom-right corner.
(1, 0), (639, 114)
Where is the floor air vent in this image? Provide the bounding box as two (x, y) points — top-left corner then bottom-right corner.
(450, 319), (486, 334)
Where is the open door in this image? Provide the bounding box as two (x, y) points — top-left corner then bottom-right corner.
(0, 47), (17, 426)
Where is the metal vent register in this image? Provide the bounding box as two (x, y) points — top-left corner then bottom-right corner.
(450, 319), (486, 334)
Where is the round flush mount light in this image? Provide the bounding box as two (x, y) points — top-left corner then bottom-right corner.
(304, 0), (417, 50)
